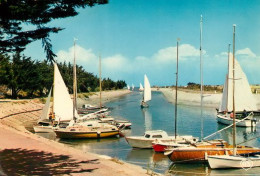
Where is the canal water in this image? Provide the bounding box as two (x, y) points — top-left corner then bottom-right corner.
(38, 90), (260, 175)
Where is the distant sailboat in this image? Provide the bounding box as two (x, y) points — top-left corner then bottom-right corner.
(208, 24), (260, 169)
(132, 84), (135, 91)
(217, 44), (259, 127)
(139, 83), (144, 91)
(141, 74), (151, 108)
(127, 85), (130, 90)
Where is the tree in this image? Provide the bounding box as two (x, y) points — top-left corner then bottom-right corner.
(0, 0), (108, 62)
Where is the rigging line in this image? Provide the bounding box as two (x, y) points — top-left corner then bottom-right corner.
(237, 134), (260, 145)
(203, 112), (253, 140)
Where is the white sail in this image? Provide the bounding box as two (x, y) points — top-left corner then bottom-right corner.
(127, 85), (130, 90)
(132, 84), (135, 91)
(144, 74), (151, 102)
(139, 83), (144, 91)
(219, 57), (257, 112)
(38, 87), (52, 122)
(53, 63), (76, 121)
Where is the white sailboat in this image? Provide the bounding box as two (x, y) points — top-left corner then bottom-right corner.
(208, 24), (260, 169)
(54, 46), (119, 139)
(33, 87), (53, 133)
(127, 85), (130, 90)
(132, 84), (135, 91)
(141, 74), (151, 108)
(217, 42), (258, 127)
(139, 83), (144, 91)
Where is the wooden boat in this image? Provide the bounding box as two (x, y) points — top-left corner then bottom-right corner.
(217, 36), (259, 127)
(140, 74), (151, 108)
(54, 122), (119, 139)
(165, 139), (260, 163)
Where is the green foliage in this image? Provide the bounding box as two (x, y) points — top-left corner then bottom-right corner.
(0, 0), (108, 61)
(0, 53), (127, 99)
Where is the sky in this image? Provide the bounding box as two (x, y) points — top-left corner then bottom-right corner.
(24, 0), (260, 87)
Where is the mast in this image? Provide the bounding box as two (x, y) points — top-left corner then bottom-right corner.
(175, 38), (180, 139)
(52, 62), (55, 115)
(226, 44), (231, 112)
(200, 15), (204, 141)
(232, 24), (237, 155)
(73, 38), (77, 122)
(99, 54), (102, 109)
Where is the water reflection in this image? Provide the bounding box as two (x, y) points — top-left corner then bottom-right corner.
(34, 91), (260, 175)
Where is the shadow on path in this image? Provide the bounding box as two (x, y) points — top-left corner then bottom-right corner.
(0, 148), (99, 175)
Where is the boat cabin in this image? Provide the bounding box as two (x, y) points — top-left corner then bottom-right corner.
(143, 130), (169, 139)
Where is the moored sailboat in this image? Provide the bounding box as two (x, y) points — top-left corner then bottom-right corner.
(53, 41), (119, 139)
(216, 44), (259, 127)
(139, 83), (144, 91)
(208, 24), (260, 169)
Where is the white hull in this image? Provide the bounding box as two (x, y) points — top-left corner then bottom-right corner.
(208, 155), (260, 169)
(125, 137), (155, 148)
(33, 125), (53, 133)
(217, 114), (257, 127)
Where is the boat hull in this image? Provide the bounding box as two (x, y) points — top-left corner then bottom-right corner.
(167, 148), (260, 163)
(125, 138), (154, 148)
(217, 114), (257, 127)
(208, 155), (260, 169)
(33, 125), (53, 133)
(54, 130), (119, 139)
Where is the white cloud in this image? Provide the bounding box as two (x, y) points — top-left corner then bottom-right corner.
(153, 44), (204, 62)
(236, 48), (256, 58)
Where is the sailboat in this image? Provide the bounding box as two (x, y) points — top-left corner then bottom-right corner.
(54, 42), (119, 139)
(141, 74), (151, 108)
(208, 24), (260, 169)
(127, 85), (130, 90)
(132, 84), (135, 91)
(33, 87), (53, 133)
(152, 39), (199, 152)
(216, 44), (259, 127)
(164, 17), (260, 163)
(139, 83), (144, 91)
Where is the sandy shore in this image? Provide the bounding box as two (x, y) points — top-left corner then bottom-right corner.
(158, 88), (260, 109)
(0, 89), (153, 176)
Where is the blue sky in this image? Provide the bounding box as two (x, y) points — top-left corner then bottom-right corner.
(24, 0), (260, 86)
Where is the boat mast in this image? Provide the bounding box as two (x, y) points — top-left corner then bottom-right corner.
(200, 15), (204, 141)
(99, 55), (102, 109)
(73, 38), (77, 122)
(52, 62), (56, 115)
(232, 24), (237, 155)
(226, 44), (231, 112)
(175, 38), (180, 139)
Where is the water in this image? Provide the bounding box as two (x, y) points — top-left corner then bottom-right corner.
(37, 91), (260, 175)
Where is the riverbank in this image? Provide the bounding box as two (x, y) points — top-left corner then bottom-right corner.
(157, 88), (260, 109)
(0, 89), (153, 176)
